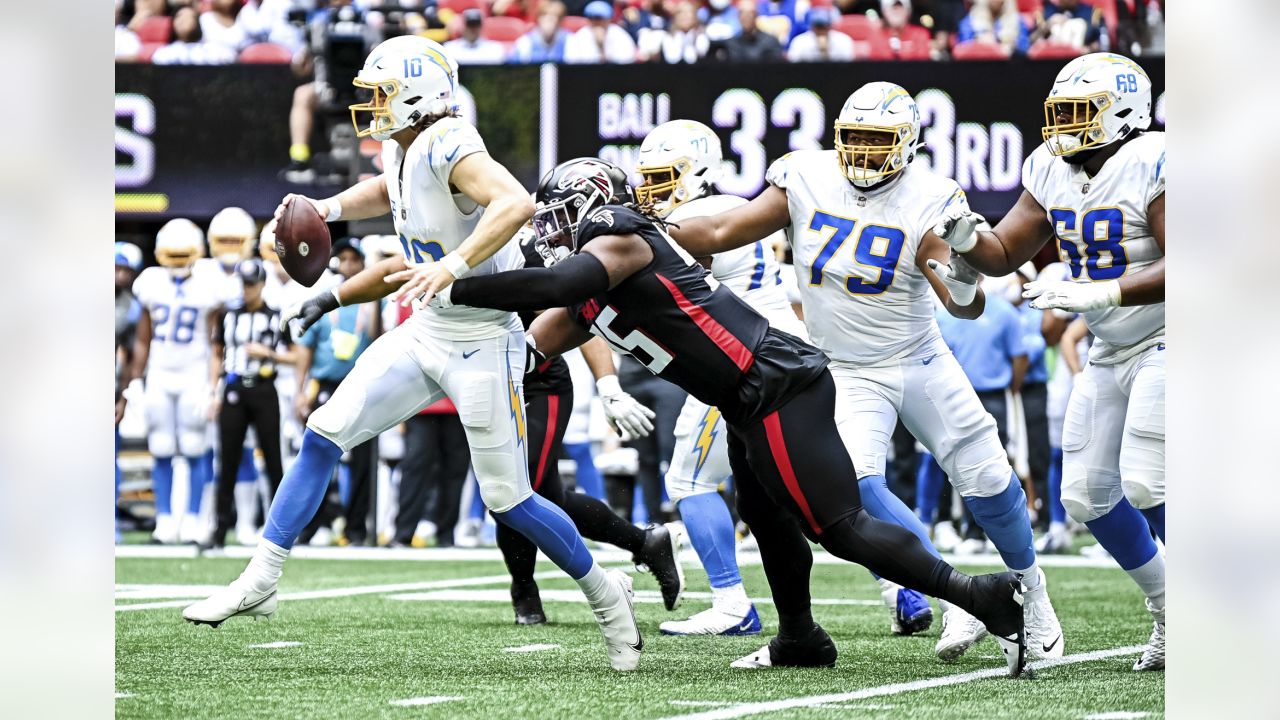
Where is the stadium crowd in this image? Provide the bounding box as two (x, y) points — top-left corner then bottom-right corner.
(115, 0), (1165, 66)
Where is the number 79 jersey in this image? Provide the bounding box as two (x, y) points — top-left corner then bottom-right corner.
(133, 267), (223, 374)
(1022, 131), (1165, 365)
(766, 150), (963, 365)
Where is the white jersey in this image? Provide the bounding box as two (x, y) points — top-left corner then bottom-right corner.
(133, 267), (223, 374)
(381, 116), (523, 340)
(1022, 132), (1165, 365)
(667, 194), (798, 326)
(193, 258), (246, 306)
(766, 150), (964, 364)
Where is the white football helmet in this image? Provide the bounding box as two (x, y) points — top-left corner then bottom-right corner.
(1042, 52), (1152, 158)
(635, 120), (722, 218)
(155, 218), (205, 278)
(349, 36), (459, 141)
(208, 206), (256, 267)
(114, 241), (143, 272)
(834, 82), (921, 189)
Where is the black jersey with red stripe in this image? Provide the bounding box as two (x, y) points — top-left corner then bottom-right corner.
(519, 234), (573, 398)
(570, 204), (824, 423)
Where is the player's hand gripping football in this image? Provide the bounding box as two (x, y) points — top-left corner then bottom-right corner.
(273, 194), (335, 224)
(596, 375), (656, 442)
(281, 288), (342, 338)
(386, 261), (458, 309)
(932, 206), (985, 253)
(927, 249), (982, 306)
(1022, 279), (1121, 312)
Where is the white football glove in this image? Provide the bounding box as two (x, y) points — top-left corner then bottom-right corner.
(596, 375), (656, 442)
(1022, 279), (1121, 312)
(932, 206), (985, 253)
(926, 250), (981, 306)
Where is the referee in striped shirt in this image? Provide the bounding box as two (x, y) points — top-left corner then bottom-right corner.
(207, 259), (296, 548)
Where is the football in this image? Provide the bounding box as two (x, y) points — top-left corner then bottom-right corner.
(274, 196), (331, 286)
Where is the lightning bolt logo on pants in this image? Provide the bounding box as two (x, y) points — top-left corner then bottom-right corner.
(692, 406), (722, 478)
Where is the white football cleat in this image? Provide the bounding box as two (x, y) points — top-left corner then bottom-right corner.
(590, 569), (643, 672)
(935, 604), (988, 662)
(1023, 569), (1064, 660)
(932, 522), (962, 553)
(1133, 600), (1165, 672)
(178, 513), (207, 545)
(235, 522), (260, 546)
(151, 514), (179, 545)
(1035, 524), (1072, 554)
(183, 579), (278, 628)
(660, 605), (762, 636)
(954, 537), (990, 556)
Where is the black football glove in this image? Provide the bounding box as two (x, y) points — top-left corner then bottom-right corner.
(281, 288), (341, 340)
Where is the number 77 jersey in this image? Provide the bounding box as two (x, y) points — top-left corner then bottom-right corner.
(766, 150), (964, 364)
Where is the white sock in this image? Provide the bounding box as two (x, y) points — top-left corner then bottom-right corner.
(711, 583), (750, 615)
(576, 563), (612, 605)
(234, 482), (259, 528)
(1012, 562), (1043, 591)
(1125, 551), (1166, 612)
(1049, 521), (1067, 533)
(241, 539), (289, 593)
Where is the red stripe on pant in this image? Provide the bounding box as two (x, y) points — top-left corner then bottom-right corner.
(762, 411), (822, 535)
(533, 395), (560, 491)
(654, 273), (755, 373)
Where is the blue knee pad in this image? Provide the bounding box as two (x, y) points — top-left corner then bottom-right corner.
(153, 456), (174, 517)
(914, 455), (946, 526)
(1086, 497), (1159, 570)
(678, 492), (742, 589)
(493, 493), (593, 579)
(964, 472), (1035, 570)
(262, 430), (343, 549)
(1048, 448), (1066, 524)
(860, 473), (939, 558)
(186, 453), (210, 514)
(1140, 504), (1165, 544)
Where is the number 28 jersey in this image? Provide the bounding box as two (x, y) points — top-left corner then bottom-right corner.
(133, 267), (222, 373)
(1022, 131), (1165, 365)
(767, 151), (965, 365)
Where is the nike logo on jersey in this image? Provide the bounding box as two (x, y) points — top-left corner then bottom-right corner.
(922, 354), (937, 365)
(462, 349), (480, 359)
(1042, 633), (1062, 654)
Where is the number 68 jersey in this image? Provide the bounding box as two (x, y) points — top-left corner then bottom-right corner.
(766, 150), (965, 365)
(133, 267), (222, 374)
(1022, 131), (1165, 365)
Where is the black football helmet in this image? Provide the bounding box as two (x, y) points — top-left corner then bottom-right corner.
(532, 158), (635, 266)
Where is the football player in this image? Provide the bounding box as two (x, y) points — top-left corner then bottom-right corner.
(128, 220), (222, 544)
(667, 82), (1063, 664)
(933, 53), (1166, 671)
(633, 119), (931, 638)
(184, 37), (643, 673)
(432, 157), (1030, 677)
(116, 242), (144, 544)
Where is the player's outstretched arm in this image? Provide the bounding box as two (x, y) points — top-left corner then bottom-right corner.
(275, 175), (391, 225)
(528, 307), (594, 358)
(920, 231), (986, 319)
(281, 256), (409, 337)
(1115, 193), (1164, 306)
(668, 185), (790, 257)
(937, 190), (1054, 276)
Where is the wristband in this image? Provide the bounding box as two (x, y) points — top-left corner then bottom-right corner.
(596, 374), (622, 398)
(1101, 280), (1122, 308)
(440, 252), (471, 279)
(949, 279), (978, 306)
(323, 198), (342, 222)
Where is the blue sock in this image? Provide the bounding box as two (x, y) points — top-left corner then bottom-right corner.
(262, 430), (344, 549)
(1140, 504), (1165, 543)
(493, 493), (593, 579)
(153, 456), (174, 517)
(677, 492), (742, 588)
(237, 446), (257, 483)
(564, 442), (605, 499)
(1048, 448), (1066, 524)
(964, 472), (1036, 570)
(186, 454), (209, 515)
(338, 463), (351, 507)
(860, 473), (939, 559)
(631, 487), (648, 525)
(1086, 498), (1159, 570)
(468, 478), (486, 521)
(914, 455), (945, 526)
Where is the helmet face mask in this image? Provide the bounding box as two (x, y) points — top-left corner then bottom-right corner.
(532, 158), (633, 266)
(834, 82), (920, 190)
(350, 79), (404, 141)
(348, 37), (459, 142)
(531, 200), (579, 266)
(635, 120), (721, 218)
(155, 218), (205, 279)
(1041, 52), (1152, 158)
(1042, 92), (1112, 156)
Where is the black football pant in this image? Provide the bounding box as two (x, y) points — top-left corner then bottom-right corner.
(396, 413), (470, 546)
(214, 379), (284, 540)
(727, 369), (983, 638)
(301, 380), (373, 545)
(1021, 382), (1051, 530)
(497, 388), (647, 591)
(619, 358), (688, 522)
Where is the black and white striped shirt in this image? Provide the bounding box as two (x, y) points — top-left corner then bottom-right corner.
(221, 302), (285, 380)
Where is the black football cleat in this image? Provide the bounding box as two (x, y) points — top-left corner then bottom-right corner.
(731, 624), (838, 669)
(971, 571), (1028, 677)
(511, 582), (547, 626)
(633, 523), (685, 611)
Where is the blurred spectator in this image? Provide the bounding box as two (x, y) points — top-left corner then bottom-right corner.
(1032, 0), (1102, 51)
(445, 8), (509, 64)
(492, 0), (535, 21)
(152, 7), (238, 65)
(957, 0), (1029, 56)
(564, 1), (638, 63)
(879, 0), (936, 57)
(702, 0), (741, 42)
(1114, 0), (1163, 56)
(116, 3), (143, 61)
(787, 6), (854, 62)
(708, 0), (783, 62)
(638, 0), (709, 63)
(201, 0), (253, 54)
(621, 0), (666, 43)
(757, 0), (809, 45)
(512, 0), (572, 63)
(124, 0), (170, 32)
(238, 0), (308, 54)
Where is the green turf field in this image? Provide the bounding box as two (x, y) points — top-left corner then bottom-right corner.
(115, 549), (1163, 719)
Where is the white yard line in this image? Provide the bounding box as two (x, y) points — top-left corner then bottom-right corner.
(115, 545), (1120, 569)
(388, 696), (464, 707)
(247, 641), (303, 649)
(654, 645), (1145, 720)
(503, 644), (560, 653)
(387, 588), (879, 607)
(1084, 713), (1151, 719)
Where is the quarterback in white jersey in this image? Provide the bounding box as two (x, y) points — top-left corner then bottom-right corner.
(184, 36), (642, 673)
(937, 53), (1166, 672)
(670, 82), (1063, 668)
(129, 218), (223, 544)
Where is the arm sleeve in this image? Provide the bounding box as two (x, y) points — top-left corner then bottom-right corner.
(451, 252), (612, 312)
